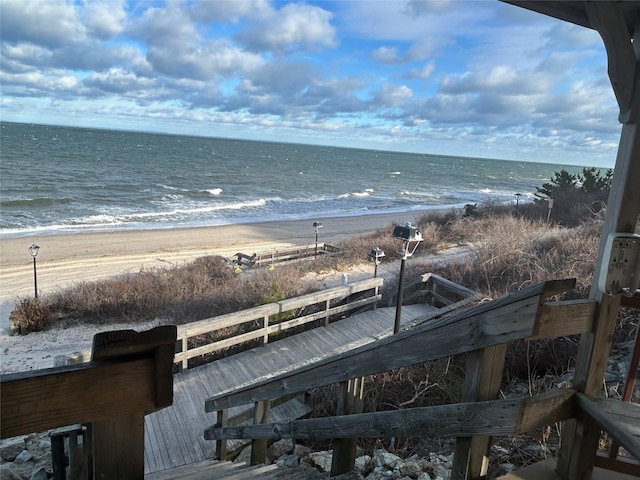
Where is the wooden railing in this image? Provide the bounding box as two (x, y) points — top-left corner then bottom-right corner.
(174, 277), (383, 371)
(233, 243), (341, 268)
(380, 272), (481, 322)
(204, 279), (610, 478)
(0, 326), (177, 480)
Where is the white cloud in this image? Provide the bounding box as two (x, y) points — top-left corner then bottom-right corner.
(237, 3), (336, 53)
(82, 0), (127, 39)
(0, 0), (86, 47)
(0, 0), (620, 166)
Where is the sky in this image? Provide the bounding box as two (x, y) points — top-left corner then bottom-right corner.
(0, 0), (623, 167)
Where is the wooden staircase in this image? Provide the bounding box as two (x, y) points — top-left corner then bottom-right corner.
(146, 459), (361, 480)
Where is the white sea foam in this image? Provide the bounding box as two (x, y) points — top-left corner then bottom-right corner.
(206, 188), (223, 196)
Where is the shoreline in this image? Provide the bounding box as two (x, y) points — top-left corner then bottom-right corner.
(0, 209), (447, 304)
(0, 209), (445, 267)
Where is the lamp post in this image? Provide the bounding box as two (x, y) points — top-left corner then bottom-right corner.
(313, 221), (323, 258)
(368, 247), (385, 278)
(515, 192), (522, 214)
(392, 223), (422, 334)
(28, 243), (40, 298)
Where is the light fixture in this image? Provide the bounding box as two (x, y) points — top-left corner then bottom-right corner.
(392, 223), (422, 333)
(28, 243), (40, 298)
(368, 247), (385, 278)
(313, 221), (323, 258)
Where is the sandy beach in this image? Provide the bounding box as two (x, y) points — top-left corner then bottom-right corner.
(1, 210), (444, 374)
(0, 211), (436, 302)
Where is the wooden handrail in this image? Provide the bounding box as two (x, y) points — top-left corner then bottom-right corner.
(1, 326), (177, 480)
(174, 277), (383, 370)
(204, 279), (591, 412)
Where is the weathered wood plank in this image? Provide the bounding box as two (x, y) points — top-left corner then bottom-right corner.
(206, 280), (571, 411)
(518, 389), (577, 434)
(205, 390), (576, 441)
(452, 343), (508, 479)
(174, 278), (383, 368)
(557, 22), (640, 472)
(1, 359), (157, 439)
(528, 300), (595, 340)
(145, 304), (429, 473)
(177, 304), (278, 338)
(276, 277), (382, 311)
(576, 393), (640, 460)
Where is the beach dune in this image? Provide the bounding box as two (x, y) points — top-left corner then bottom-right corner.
(0, 211), (432, 305)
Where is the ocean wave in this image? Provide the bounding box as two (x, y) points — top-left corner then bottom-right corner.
(338, 188), (374, 199)
(1, 197), (73, 208)
(206, 188), (223, 196)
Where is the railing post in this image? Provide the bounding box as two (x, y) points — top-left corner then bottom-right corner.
(331, 377), (364, 476)
(90, 327), (176, 480)
(325, 299), (331, 326)
(451, 344), (507, 480)
(181, 336), (188, 371)
(216, 409), (228, 461)
(262, 314), (270, 346)
(250, 400), (270, 465)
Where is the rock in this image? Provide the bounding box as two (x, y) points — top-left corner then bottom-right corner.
(14, 449), (33, 464)
(417, 473), (432, 480)
(268, 438), (294, 460)
(0, 464), (22, 480)
(399, 460), (422, 477)
(29, 467), (48, 480)
(293, 444), (312, 457)
(275, 454), (300, 468)
(354, 454), (371, 472)
(308, 451), (333, 472)
(0, 441), (25, 462)
(374, 448), (401, 468)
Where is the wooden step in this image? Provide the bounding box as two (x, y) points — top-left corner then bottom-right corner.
(146, 459), (361, 479)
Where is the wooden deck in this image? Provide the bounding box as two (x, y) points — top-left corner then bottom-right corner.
(497, 458), (638, 480)
(144, 303), (434, 474)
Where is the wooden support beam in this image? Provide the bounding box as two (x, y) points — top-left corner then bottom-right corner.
(205, 280), (578, 412)
(585, 1), (637, 121)
(331, 377), (365, 477)
(451, 344), (508, 480)
(556, 5), (640, 474)
(90, 326), (177, 480)
(205, 389), (576, 441)
(250, 400), (270, 466)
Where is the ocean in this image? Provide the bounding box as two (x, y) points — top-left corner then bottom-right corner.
(0, 122), (589, 238)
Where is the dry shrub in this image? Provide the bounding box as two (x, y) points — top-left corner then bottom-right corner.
(406, 211), (612, 381)
(38, 256), (316, 326)
(306, 358), (466, 456)
(9, 297), (52, 333)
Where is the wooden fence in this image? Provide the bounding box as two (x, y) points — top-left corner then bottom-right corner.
(233, 243), (341, 268)
(174, 277), (383, 371)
